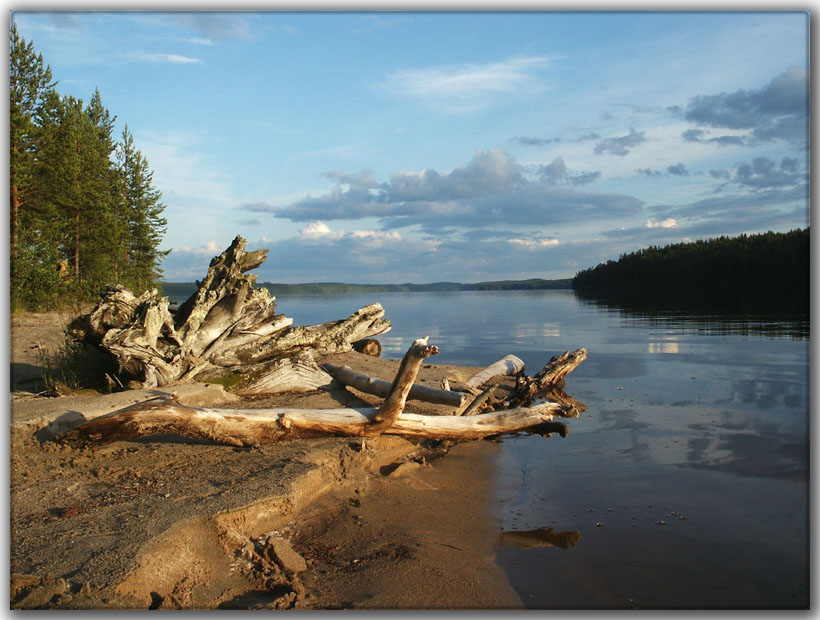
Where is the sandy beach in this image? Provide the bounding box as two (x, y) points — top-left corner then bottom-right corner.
(10, 311), (522, 609)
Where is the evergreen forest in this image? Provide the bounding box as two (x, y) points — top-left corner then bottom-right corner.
(10, 26), (168, 311)
(572, 229), (810, 314)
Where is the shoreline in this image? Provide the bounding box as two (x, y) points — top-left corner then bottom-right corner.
(10, 312), (522, 609)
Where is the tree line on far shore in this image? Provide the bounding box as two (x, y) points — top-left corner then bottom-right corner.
(10, 25), (168, 312)
(572, 228), (810, 314)
(160, 278), (574, 302)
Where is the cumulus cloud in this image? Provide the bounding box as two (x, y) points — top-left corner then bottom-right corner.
(734, 156), (805, 189)
(666, 163), (689, 176)
(299, 220), (343, 239)
(594, 129), (646, 156)
(537, 157), (601, 186)
(681, 67), (808, 147)
(248, 149), (642, 232)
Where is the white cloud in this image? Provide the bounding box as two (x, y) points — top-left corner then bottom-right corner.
(128, 52), (202, 64)
(300, 221), (343, 239)
(385, 56), (552, 111)
(646, 218), (677, 229)
(509, 237), (560, 249)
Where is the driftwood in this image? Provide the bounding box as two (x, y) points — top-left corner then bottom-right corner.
(59, 338), (573, 446)
(465, 354), (525, 390)
(58, 395), (568, 446)
(455, 348), (587, 416)
(352, 338), (382, 357)
(236, 351), (333, 395)
(497, 348), (588, 410)
(322, 363), (469, 408)
(67, 236), (391, 391)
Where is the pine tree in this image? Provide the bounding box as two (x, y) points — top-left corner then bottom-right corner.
(10, 27), (169, 309)
(116, 125), (169, 291)
(10, 24), (57, 253)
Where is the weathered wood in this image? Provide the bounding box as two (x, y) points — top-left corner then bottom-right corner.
(57, 394), (567, 446)
(533, 348), (588, 387)
(481, 348), (588, 414)
(364, 337), (439, 435)
(500, 348), (588, 410)
(465, 354), (525, 389)
(56, 340), (586, 446)
(352, 338), (382, 357)
(67, 236), (391, 390)
(459, 385), (497, 416)
(322, 363), (468, 407)
(236, 351), (333, 395)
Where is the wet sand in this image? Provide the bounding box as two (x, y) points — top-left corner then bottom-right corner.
(10, 312), (521, 609)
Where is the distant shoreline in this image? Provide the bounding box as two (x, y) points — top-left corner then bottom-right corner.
(161, 278), (573, 298)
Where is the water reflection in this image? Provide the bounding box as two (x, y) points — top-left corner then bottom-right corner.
(647, 342), (679, 354)
(576, 295), (809, 340)
(499, 527), (580, 550)
(685, 413), (808, 482)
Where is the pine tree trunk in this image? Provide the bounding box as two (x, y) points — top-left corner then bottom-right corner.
(10, 183), (19, 261)
(73, 209), (80, 280)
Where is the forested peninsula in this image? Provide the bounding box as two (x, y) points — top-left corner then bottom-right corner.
(572, 228), (809, 314)
(10, 27), (167, 312)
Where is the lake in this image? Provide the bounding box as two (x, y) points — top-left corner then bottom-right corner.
(270, 289), (809, 609)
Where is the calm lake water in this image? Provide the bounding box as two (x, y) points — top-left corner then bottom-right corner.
(270, 289), (809, 609)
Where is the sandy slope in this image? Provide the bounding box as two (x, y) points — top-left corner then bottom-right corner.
(9, 312), (521, 609)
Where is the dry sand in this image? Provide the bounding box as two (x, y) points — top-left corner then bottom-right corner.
(9, 312), (522, 609)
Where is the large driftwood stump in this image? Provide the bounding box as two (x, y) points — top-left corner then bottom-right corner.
(68, 236), (391, 391)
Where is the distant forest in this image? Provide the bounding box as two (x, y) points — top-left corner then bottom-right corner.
(572, 228), (809, 314)
(10, 27), (167, 311)
(161, 278), (573, 301)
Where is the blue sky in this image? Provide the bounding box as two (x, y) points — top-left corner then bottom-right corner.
(11, 10), (810, 283)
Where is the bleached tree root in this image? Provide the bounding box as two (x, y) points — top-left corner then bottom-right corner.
(67, 236), (391, 390)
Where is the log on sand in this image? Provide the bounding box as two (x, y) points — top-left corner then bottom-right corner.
(322, 363), (469, 408)
(58, 395), (568, 447)
(465, 354), (525, 390)
(58, 338), (575, 446)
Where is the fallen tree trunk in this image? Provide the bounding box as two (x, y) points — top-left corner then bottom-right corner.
(57, 394), (568, 446)
(465, 354), (525, 390)
(57, 338), (577, 446)
(322, 363), (469, 408)
(67, 236), (391, 390)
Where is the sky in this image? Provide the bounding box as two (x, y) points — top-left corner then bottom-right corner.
(10, 10), (811, 284)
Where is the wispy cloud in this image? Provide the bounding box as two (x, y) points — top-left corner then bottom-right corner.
(594, 129), (646, 157)
(128, 52), (202, 64)
(385, 56), (552, 112)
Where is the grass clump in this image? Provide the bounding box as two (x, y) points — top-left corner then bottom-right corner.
(41, 339), (119, 395)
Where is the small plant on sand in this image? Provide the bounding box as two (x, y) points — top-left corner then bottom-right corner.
(40, 338), (118, 395)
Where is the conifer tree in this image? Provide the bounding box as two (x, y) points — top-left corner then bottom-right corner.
(116, 125), (169, 291)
